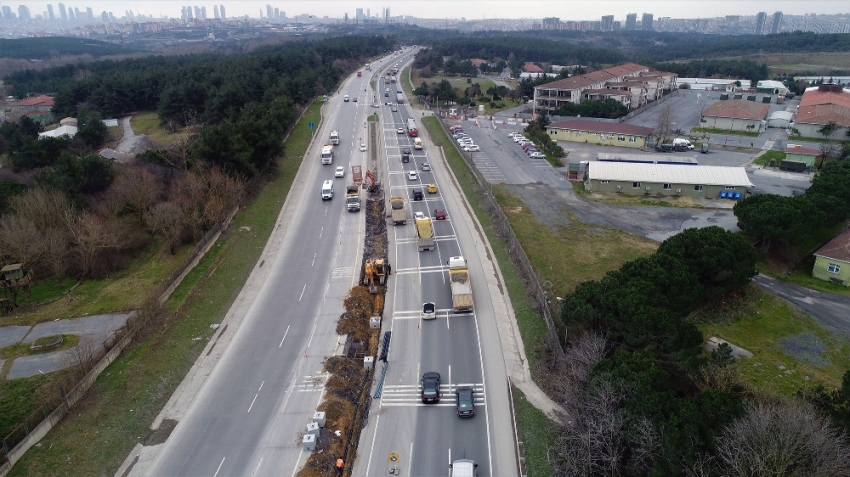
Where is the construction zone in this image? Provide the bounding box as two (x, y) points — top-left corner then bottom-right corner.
(297, 185), (388, 477)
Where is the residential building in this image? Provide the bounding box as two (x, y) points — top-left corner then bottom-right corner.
(771, 11), (784, 34)
(18, 5), (30, 19)
(547, 119), (655, 149)
(58, 2), (67, 21)
(701, 99), (770, 132)
(47, 4), (55, 20)
(220, 5), (225, 19)
(755, 12), (767, 34)
(2, 6), (14, 19)
(38, 124), (77, 139)
(795, 84), (850, 140)
(542, 17), (559, 30)
(523, 62), (544, 73)
(581, 88), (631, 108)
(625, 13), (637, 30)
(587, 162), (753, 198)
(601, 15), (614, 31)
(812, 228), (850, 286)
(12, 95), (54, 114)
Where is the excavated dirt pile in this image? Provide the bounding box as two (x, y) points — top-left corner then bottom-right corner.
(297, 194), (388, 477)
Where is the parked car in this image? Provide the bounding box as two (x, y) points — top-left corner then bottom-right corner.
(359, 143), (367, 151)
(421, 162), (431, 171)
(455, 387), (475, 417)
(334, 166), (345, 178)
(408, 170), (418, 181)
(526, 148), (540, 156)
(529, 151), (545, 159)
(420, 372), (441, 403)
(521, 142), (536, 150)
(463, 145), (480, 152)
(434, 208), (447, 220)
(655, 144), (673, 153)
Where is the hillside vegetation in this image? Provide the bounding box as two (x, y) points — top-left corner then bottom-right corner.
(0, 37), (138, 60)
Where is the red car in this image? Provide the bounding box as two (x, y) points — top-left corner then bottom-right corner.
(434, 208), (447, 220)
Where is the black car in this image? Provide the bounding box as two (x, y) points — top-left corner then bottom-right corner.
(411, 188), (423, 201)
(655, 144), (673, 152)
(402, 152), (411, 163)
(421, 372), (441, 403)
(402, 146), (412, 155)
(456, 386), (475, 417)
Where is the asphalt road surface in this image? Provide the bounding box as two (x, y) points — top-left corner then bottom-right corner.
(352, 54), (517, 477)
(143, 56), (386, 477)
(753, 274), (850, 338)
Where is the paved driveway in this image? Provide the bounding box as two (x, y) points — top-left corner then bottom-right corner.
(753, 274), (850, 338)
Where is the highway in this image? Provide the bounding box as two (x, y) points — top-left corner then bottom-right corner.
(354, 52), (518, 476)
(142, 54), (384, 476)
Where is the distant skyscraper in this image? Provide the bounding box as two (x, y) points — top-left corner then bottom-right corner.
(770, 11), (783, 34)
(194, 6), (201, 19)
(625, 13), (637, 30)
(355, 8), (363, 22)
(74, 7), (80, 19)
(58, 3), (67, 21)
(86, 7), (93, 19)
(274, 8), (279, 18)
(384, 7), (389, 23)
(18, 5), (31, 19)
(46, 4), (55, 20)
(266, 4), (272, 19)
(601, 15), (614, 31)
(201, 6), (206, 19)
(641, 13), (653, 30)
(755, 12), (767, 35)
(219, 5), (225, 19)
(69, 9), (75, 20)
(542, 17), (559, 30)
(2, 6), (14, 19)
(214, 5), (219, 19)
(101, 11), (108, 22)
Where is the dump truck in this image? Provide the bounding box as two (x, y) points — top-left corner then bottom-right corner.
(330, 130), (340, 145)
(389, 196), (407, 225)
(416, 216), (435, 251)
(448, 256), (473, 313)
(351, 165), (363, 186)
(346, 184), (361, 212)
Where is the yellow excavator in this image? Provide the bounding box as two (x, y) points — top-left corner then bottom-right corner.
(364, 259), (387, 294)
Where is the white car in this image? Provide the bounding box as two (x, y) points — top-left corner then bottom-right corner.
(360, 143), (367, 151)
(408, 170), (418, 181)
(529, 151), (545, 159)
(513, 136), (527, 143)
(397, 127), (404, 134)
(414, 211), (426, 220)
(344, 95), (350, 102)
(334, 166), (345, 178)
(463, 145), (480, 152)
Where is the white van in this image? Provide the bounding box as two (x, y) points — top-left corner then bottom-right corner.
(414, 137), (423, 150)
(450, 459), (477, 477)
(321, 180), (334, 200)
(672, 138), (694, 149)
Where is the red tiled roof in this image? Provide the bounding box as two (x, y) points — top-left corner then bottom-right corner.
(537, 63), (649, 92)
(815, 228), (850, 263)
(15, 95), (54, 107)
(703, 99), (769, 121)
(524, 62), (544, 73)
(784, 146), (820, 156)
(796, 89), (850, 127)
(549, 119), (654, 136)
(470, 58), (487, 67)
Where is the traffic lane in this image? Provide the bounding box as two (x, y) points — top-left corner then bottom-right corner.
(418, 268), (452, 314)
(147, 204), (354, 476)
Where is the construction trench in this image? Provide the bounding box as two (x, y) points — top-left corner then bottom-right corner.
(297, 120), (387, 477)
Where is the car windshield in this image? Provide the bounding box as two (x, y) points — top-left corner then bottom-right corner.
(423, 387), (437, 396)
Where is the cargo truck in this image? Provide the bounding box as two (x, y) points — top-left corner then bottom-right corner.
(396, 92), (405, 104)
(351, 165), (363, 186)
(407, 118), (418, 137)
(346, 184), (361, 212)
(330, 130), (340, 145)
(321, 145), (334, 165)
(448, 256), (473, 313)
(416, 216), (435, 251)
(389, 196), (407, 225)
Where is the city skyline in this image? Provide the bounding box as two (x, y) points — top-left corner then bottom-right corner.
(3, 1), (849, 21)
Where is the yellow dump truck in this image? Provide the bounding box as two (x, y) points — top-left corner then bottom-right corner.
(448, 256), (473, 313)
(415, 216), (435, 251)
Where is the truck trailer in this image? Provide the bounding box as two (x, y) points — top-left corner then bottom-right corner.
(415, 217), (435, 251)
(448, 256), (473, 313)
(389, 197), (407, 225)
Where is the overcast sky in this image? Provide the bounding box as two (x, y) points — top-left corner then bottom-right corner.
(13, 0), (850, 20)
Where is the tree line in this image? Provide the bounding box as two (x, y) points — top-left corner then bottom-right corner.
(0, 37), (137, 61)
(0, 35), (395, 280)
(554, 226), (850, 475)
(653, 59), (769, 85)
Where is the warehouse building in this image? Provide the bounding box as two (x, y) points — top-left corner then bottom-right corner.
(547, 120), (655, 149)
(587, 162), (753, 198)
(701, 99), (770, 132)
(795, 84), (850, 140)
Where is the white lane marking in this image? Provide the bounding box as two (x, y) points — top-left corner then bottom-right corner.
(278, 325), (291, 348)
(311, 252), (316, 267)
(299, 283), (307, 301)
(473, 299), (495, 473)
(364, 414), (381, 476)
(213, 457), (225, 477)
(247, 381), (264, 413)
(407, 442), (414, 477)
(319, 226), (323, 239)
(448, 447), (452, 469)
(251, 455), (264, 477)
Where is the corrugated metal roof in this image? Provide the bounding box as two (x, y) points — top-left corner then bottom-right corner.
(588, 162), (753, 187)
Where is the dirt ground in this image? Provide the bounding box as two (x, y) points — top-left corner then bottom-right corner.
(503, 184), (574, 231)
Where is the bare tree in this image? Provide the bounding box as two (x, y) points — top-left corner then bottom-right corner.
(0, 214), (49, 266)
(43, 227), (72, 278)
(104, 167), (164, 224)
(654, 104), (675, 144)
(201, 166), (242, 225)
(9, 187), (70, 232)
(144, 202), (184, 254)
(63, 208), (123, 278)
(715, 399), (850, 477)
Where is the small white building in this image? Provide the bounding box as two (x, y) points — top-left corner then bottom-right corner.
(38, 124), (78, 139)
(767, 111), (794, 129)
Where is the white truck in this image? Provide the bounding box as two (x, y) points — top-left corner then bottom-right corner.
(321, 144), (334, 165)
(389, 196), (407, 225)
(329, 130), (340, 145)
(448, 256), (473, 313)
(414, 137), (423, 150)
(415, 216), (435, 251)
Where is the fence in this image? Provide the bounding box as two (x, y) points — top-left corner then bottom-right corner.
(433, 118), (565, 358)
(1, 101), (313, 474)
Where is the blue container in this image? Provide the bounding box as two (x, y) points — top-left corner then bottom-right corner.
(733, 192), (742, 200)
(719, 191), (728, 199)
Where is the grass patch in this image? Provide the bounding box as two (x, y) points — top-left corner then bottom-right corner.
(0, 371), (73, 439)
(491, 186), (657, 299)
(693, 285), (850, 396)
(753, 150), (786, 166)
(0, 335), (80, 360)
(410, 70), (521, 114)
(512, 385), (557, 477)
(579, 191), (704, 209)
(5, 100), (322, 477)
(691, 126), (761, 138)
(130, 111), (195, 148)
